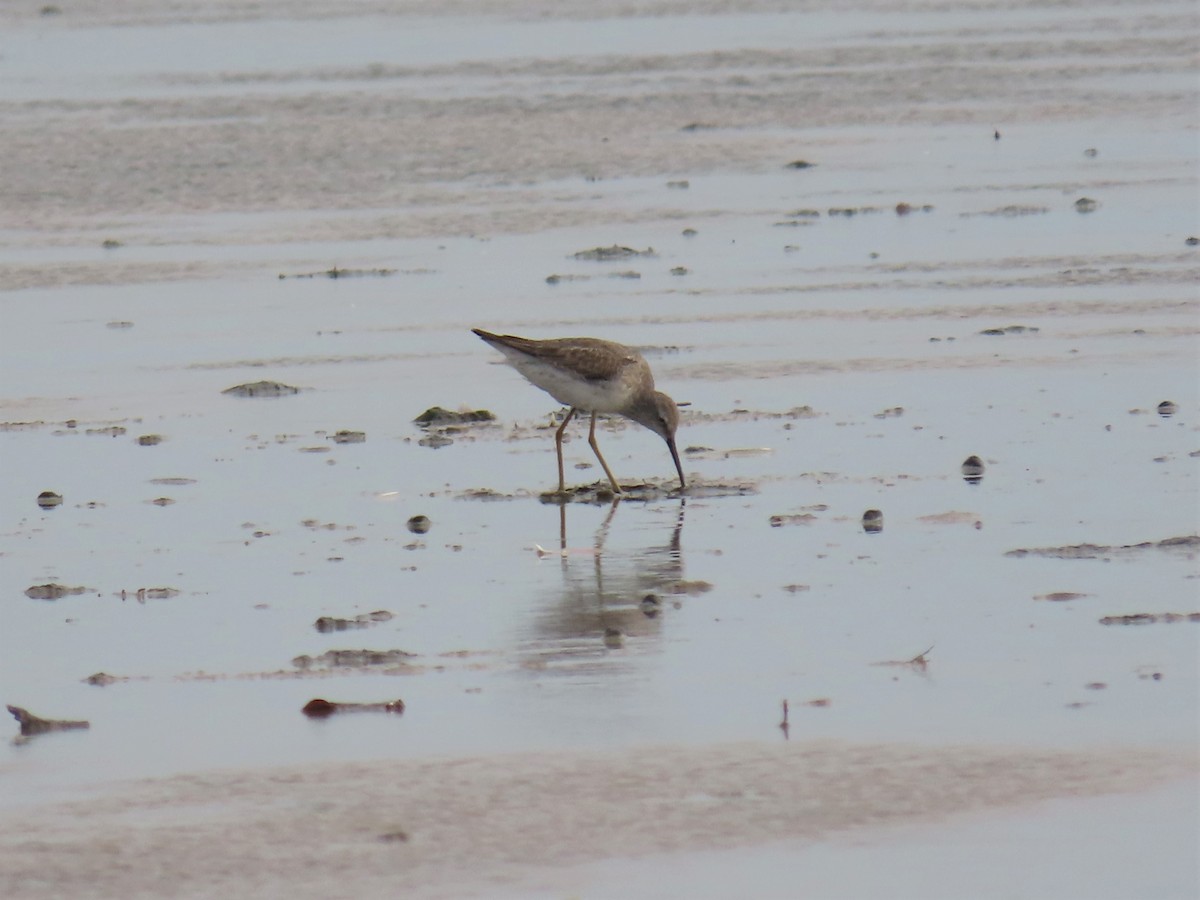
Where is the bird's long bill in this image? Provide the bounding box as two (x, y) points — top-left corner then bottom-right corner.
(666, 437), (686, 491)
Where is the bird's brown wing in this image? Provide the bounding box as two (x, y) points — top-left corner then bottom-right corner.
(478, 332), (641, 382)
(542, 339), (642, 382)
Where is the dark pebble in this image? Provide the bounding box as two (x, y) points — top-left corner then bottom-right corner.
(37, 490), (63, 509)
(962, 455), (985, 484)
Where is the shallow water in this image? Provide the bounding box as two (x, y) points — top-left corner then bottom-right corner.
(0, 0), (1197, 896)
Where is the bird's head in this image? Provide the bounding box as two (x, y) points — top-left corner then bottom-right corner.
(630, 391), (686, 490)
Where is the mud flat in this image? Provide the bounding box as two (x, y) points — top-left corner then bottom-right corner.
(0, 0), (1197, 898)
(0, 741), (1194, 900)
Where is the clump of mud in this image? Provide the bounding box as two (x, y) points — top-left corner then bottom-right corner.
(222, 381), (300, 398)
(292, 649), (417, 669)
(1098, 613), (1200, 626)
(278, 266), (396, 279)
(413, 406), (496, 426)
(314, 611), (393, 633)
(1005, 535), (1199, 560)
(572, 245), (656, 261)
(24, 584), (88, 600)
(980, 325), (1038, 336)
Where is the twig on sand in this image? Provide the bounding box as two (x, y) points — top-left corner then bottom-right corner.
(871, 645), (935, 670)
(6, 705), (90, 737)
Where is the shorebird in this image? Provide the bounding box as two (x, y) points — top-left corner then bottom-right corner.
(472, 328), (686, 494)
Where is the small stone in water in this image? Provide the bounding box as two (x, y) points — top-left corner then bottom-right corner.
(962, 455), (985, 484)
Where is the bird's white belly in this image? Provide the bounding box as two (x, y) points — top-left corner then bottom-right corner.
(510, 358), (631, 412)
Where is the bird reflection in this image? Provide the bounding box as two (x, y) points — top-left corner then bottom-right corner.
(520, 499), (686, 670)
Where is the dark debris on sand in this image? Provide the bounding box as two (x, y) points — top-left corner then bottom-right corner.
(537, 479), (756, 505)
(1005, 535), (1199, 560)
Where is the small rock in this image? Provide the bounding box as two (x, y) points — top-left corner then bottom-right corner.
(37, 490), (63, 509)
(302, 698), (337, 717)
(962, 455), (985, 484)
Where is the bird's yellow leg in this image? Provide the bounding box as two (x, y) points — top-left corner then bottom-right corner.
(554, 408), (578, 493)
(588, 412), (623, 494)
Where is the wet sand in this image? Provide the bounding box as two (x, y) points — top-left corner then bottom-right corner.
(1, 0), (1197, 897)
(0, 742), (1195, 900)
